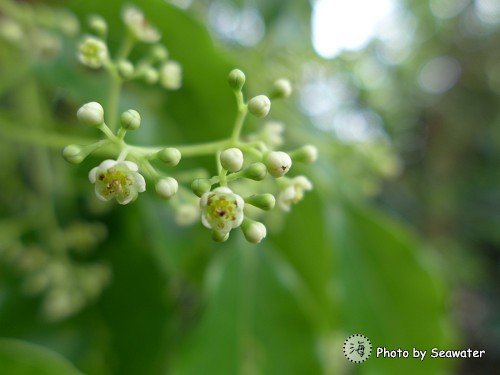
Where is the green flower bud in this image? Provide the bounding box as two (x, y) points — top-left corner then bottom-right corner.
(144, 67), (159, 84)
(155, 177), (178, 199)
(191, 178), (211, 197)
(157, 147), (181, 166)
(243, 162), (267, 181)
(151, 45), (168, 62)
(62, 144), (84, 164)
(120, 109), (141, 130)
(220, 148), (244, 172)
(212, 230), (229, 243)
(270, 78), (292, 99)
(245, 194), (276, 211)
(290, 144), (318, 164)
(248, 95), (271, 118)
(117, 60), (134, 79)
(263, 151), (292, 177)
(242, 219), (267, 244)
(88, 15), (107, 37)
(77, 102), (104, 126)
(227, 69), (246, 91)
(77, 36), (108, 69)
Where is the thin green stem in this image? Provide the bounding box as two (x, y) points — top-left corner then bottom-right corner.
(230, 90), (248, 143)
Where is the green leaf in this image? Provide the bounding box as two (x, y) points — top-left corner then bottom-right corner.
(0, 339), (82, 375)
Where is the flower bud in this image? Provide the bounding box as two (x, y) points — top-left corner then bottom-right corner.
(117, 60), (134, 79)
(155, 177), (178, 199)
(227, 69), (245, 91)
(151, 45), (168, 62)
(77, 102), (104, 126)
(88, 15), (107, 37)
(242, 219), (267, 244)
(157, 148), (181, 166)
(263, 151), (292, 177)
(160, 61), (182, 90)
(62, 144), (84, 164)
(243, 163), (267, 181)
(248, 95), (271, 118)
(290, 145), (318, 164)
(120, 109), (141, 130)
(212, 230), (229, 242)
(191, 178), (211, 197)
(245, 194), (275, 211)
(220, 148), (244, 172)
(144, 67), (159, 84)
(270, 78), (292, 99)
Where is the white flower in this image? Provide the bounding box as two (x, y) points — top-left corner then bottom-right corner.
(88, 160), (146, 204)
(122, 6), (160, 43)
(261, 121), (284, 148)
(160, 61), (182, 90)
(199, 187), (244, 234)
(155, 177), (178, 199)
(175, 204), (199, 226)
(78, 36), (108, 68)
(278, 176), (313, 211)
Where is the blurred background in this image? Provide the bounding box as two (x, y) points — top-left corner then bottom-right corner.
(0, 0), (499, 374)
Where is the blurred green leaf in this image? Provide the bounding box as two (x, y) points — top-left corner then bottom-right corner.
(0, 338), (81, 375)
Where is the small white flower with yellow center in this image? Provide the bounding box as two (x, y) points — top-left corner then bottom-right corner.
(88, 160), (146, 205)
(122, 6), (160, 43)
(278, 176), (313, 211)
(78, 36), (108, 68)
(200, 187), (244, 235)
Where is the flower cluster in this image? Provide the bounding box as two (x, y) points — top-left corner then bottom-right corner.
(63, 6), (317, 244)
(78, 6), (182, 90)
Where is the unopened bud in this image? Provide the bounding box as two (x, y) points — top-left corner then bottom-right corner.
(120, 109), (141, 130)
(117, 60), (134, 79)
(242, 219), (267, 244)
(245, 194), (275, 211)
(77, 102), (104, 126)
(290, 145), (318, 164)
(157, 148), (181, 166)
(243, 163), (267, 181)
(220, 148), (244, 172)
(212, 230), (230, 242)
(191, 178), (211, 197)
(144, 67), (159, 84)
(248, 95), (271, 118)
(263, 151), (292, 177)
(151, 45), (168, 62)
(88, 15), (107, 37)
(270, 78), (292, 99)
(62, 145), (84, 164)
(227, 69), (245, 91)
(160, 61), (182, 90)
(155, 177), (178, 199)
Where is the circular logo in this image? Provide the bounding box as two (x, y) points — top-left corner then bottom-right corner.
(343, 334), (372, 363)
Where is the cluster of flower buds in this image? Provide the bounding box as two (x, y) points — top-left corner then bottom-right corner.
(63, 6), (317, 244)
(78, 5), (182, 90)
(0, 0), (79, 58)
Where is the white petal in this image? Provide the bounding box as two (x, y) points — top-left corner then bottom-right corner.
(199, 192), (209, 208)
(233, 213), (244, 228)
(212, 187), (233, 194)
(234, 194), (245, 209)
(88, 167), (99, 183)
(123, 161), (139, 171)
(99, 159), (117, 170)
(117, 190), (137, 205)
(134, 173), (146, 192)
(201, 213), (212, 229)
(94, 186), (111, 202)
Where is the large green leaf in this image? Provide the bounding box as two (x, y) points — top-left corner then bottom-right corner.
(0, 339), (81, 375)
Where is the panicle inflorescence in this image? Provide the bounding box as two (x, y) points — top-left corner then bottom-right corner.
(62, 6), (318, 244)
